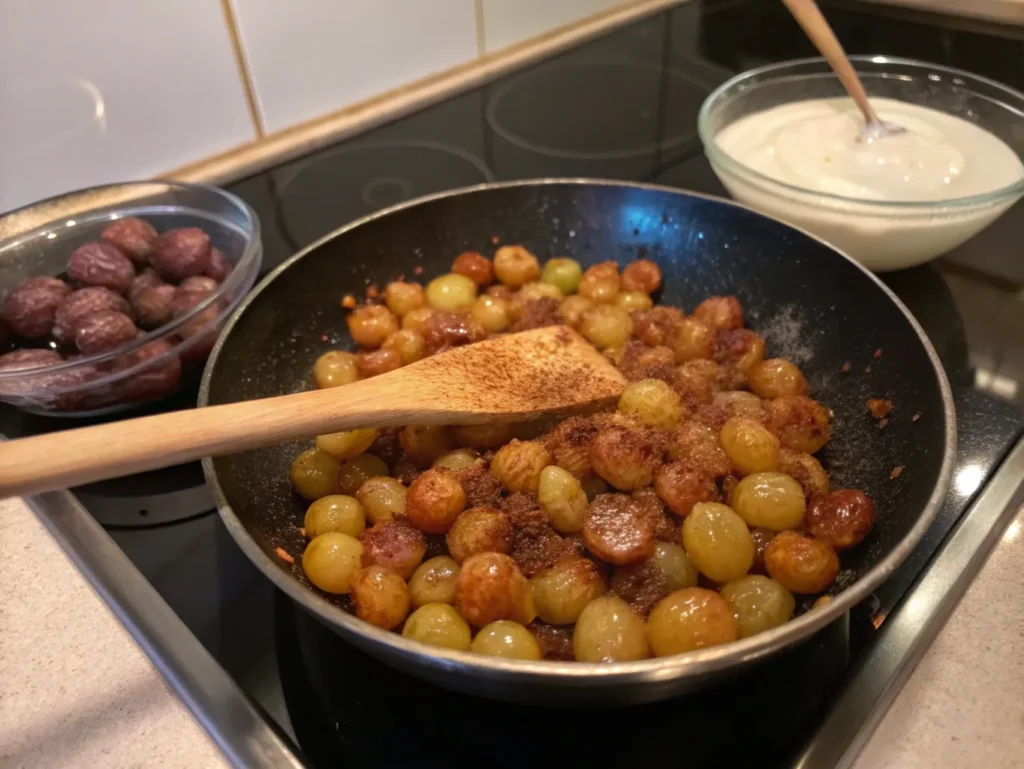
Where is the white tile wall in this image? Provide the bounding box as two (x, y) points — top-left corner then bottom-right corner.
(481, 0), (630, 52)
(0, 0), (652, 215)
(0, 0), (256, 214)
(228, 0), (479, 134)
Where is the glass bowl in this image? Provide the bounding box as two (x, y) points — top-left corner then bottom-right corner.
(697, 56), (1024, 271)
(0, 181), (261, 416)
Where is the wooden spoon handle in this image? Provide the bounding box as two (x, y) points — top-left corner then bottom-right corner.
(0, 375), (444, 499)
(780, 0), (879, 124)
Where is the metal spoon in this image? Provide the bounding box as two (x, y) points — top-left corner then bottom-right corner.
(782, 0), (905, 142)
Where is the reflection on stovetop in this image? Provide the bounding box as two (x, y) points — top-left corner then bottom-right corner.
(277, 593), (854, 768)
(5, 1), (1024, 766)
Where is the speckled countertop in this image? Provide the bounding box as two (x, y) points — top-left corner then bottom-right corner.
(0, 496), (228, 769)
(2, 492), (1022, 767)
(852, 503), (1024, 769)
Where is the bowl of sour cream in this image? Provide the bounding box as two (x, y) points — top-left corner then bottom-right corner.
(698, 56), (1024, 271)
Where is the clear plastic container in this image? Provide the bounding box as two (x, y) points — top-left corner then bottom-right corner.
(0, 181), (261, 416)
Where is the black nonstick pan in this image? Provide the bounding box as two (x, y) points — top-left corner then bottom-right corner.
(200, 180), (955, 704)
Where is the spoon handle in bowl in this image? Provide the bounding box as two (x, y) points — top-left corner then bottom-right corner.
(781, 0), (879, 125)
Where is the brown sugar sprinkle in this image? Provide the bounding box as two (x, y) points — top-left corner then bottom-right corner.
(873, 348), (883, 359)
(455, 462), (503, 508)
(912, 412), (921, 422)
(413, 265), (424, 276)
(864, 364), (872, 374)
(501, 493), (543, 520)
(509, 296), (561, 332)
(877, 418), (889, 430)
(612, 559), (671, 617)
(868, 398), (893, 419)
(274, 547), (295, 565)
(505, 501), (576, 576)
(491, 235), (500, 245)
(366, 283), (380, 300)
(841, 361), (852, 373)
(341, 294), (357, 309)
(529, 622), (575, 661)
(890, 466), (903, 480)
(298, 527), (307, 538)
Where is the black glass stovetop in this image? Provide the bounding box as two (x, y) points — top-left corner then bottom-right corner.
(4, 1), (1024, 766)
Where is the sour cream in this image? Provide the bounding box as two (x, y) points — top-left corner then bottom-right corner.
(716, 98), (1024, 202)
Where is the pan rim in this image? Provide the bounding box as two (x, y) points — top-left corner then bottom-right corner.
(199, 178), (957, 684)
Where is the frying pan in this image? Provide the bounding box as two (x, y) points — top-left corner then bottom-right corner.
(200, 179), (956, 704)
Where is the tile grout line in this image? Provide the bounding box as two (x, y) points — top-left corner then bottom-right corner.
(219, 0), (266, 138)
(475, 0), (487, 57)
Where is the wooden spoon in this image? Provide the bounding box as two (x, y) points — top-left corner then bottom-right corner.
(0, 325), (625, 498)
(781, 0), (905, 143)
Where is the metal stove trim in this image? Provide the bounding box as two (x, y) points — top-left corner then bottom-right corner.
(22, 485), (306, 769)
(795, 434), (1024, 769)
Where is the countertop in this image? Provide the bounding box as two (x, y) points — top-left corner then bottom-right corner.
(3, 489), (1022, 768)
(853, 503), (1024, 769)
(0, 496), (228, 769)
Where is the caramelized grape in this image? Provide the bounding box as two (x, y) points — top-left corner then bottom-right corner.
(530, 557), (606, 625)
(537, 465), (588, 533)
(289, 448), (340, 501)
(446, 507), (513, 563)
(490, 439), (551, 494)
(805, 489), (875, 550)
(315, 428), (378, 460)
(747, 358), (809, 399)
(337, 454), (389, 495)
(618, 378), (684, 429)
(400, 425), (455, 466)
(729, 472), (806, 531)
(720, 575), (794, 638)
(681, 502), (754, 582)
(402, 603), (472, 650)
(302, 533), (363, 594)
(719, 417), (780, 476)
(472, 620), (542, 660)
(763, 531), (839, 594)
(647, 587), (738, 656)
(305, 495), (366, 538)
(355, 476), (407, 523)
(360, 518), (426, 579)
(455, 552), (535, 627)
(409, 555), (460, 607)
(350, 566), (410, 629)
(573, 595), (649, 662)
(314, 350), (359, 388)
(764, 395), (831, 454)
(405, 467), (467, 534)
